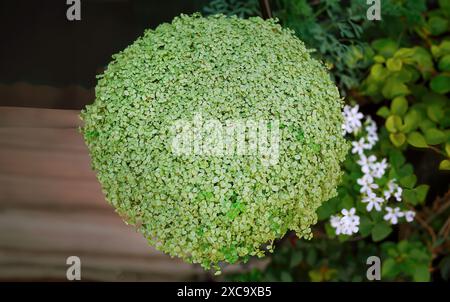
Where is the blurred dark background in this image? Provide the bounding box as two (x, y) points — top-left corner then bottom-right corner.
(0, 0), (207, 109)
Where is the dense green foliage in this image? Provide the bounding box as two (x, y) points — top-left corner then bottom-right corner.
(203, 0), (260, 18)
(363, 9), (450, 170)
(203, 0), (450, 281)
(81, 14), (348, 272)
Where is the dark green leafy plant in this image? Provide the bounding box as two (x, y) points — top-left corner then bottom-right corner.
(273, 0), (373, 93)
(362, 0), (450, 171)
(364, 0), (426, 39)
(203, 0), (260, 18)
(230, 238), (378, 282)
(381, 240), (432, 281)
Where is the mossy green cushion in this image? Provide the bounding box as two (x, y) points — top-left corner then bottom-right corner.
(81, 14), (348, 271)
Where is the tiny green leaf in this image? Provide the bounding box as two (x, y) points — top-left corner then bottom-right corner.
(390, 133), (406, 147)
(373, 55), (385, 63)
(382, 79), (410, 99)
(400, 174), (417, 189)
(359, 216), (374, 238)
(391, 96), (408, 116)
(403, 189), (418, 205)
(415, 184), (430, 203)
(372, 223), (392, 242)
(386, 58), (403, 71)
(439, 159), (450, 170)
(407, 131), (428, 148)
(419, 119), (436, 132)
(370, 63), (387, 80)
(386, 115), (403, 133)
(424, 128), (447, 145)
(430, 75), (450, 94)
(382, 258), (397, 278)
(377, 106), (391, 118)
(372, 39), (398, 58)
(438, 54), (450, 71)
(427, 16), (449, 36)
(427, 104), (445, 123)
(401, 110), (421, 132)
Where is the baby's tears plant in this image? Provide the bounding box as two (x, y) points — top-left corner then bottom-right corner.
(81, 14), (348, 272)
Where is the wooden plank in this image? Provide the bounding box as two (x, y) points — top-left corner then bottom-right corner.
(0, 147), (96, 180)
(0, 106), (82, 128)
(0, 127), (86, 151)
(0, 175), (107, 209)
(0, 82), (94, 110)
(0, 209), (204, 281)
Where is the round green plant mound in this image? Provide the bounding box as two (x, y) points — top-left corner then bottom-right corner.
(81, 14), (348, 271)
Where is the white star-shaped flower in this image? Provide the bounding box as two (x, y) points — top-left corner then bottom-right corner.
(404, 210), (415, 222)
(330, 215), (341, 228)
(357, 154), (377, 174)
(352, 137), (371, 155)
(362, 192), (384, 212)
(342, 105), (364, 135)
(330, 215), (344, 235)
(367, 132), (379, 147)
(384, 179), (398, 200)
(357, 174), (379, 194)
(371, 158), (388, 179)
(365, 117), (377, 135)
(394, 186), (403, 202)
(384, 207), (404, 225)
(340, 208), (360, 235)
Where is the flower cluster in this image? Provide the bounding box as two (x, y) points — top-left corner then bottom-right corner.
(330, 105), (416, 236)
(330, 208), (360, 235)
(342, 105), (364, 135)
